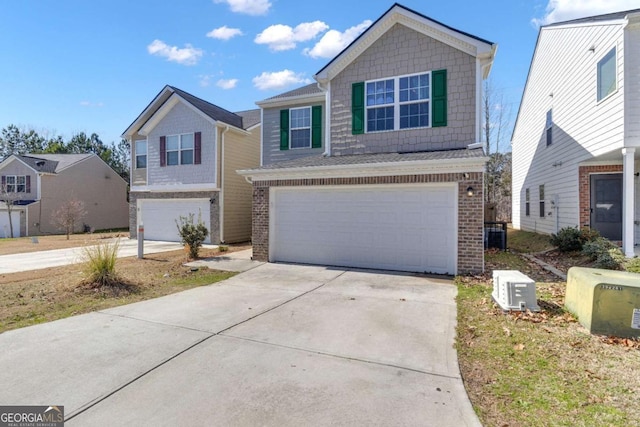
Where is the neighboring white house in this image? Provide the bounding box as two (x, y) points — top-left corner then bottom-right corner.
(511, 9), (640, 257)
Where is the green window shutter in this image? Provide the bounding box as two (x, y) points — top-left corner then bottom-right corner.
(432, 69), (447, 127)
(280, 109), (289, 150)
(351, 82), (364, 134)
(311, 105), (322, 148)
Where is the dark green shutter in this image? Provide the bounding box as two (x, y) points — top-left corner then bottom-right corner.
(351, 82), (364, 134)
(279, 109), (289, 150)
(432, 69), (447, 127)
(311, 105), (322, 148)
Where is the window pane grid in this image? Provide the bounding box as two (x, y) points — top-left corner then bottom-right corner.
(166, 134), (194, 166)
(290, 108), (312, 149)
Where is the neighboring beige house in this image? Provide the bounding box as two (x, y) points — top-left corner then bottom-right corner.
(0, 153), (129, 237)
(239, 4), (496, 275)
(122, 85), (261, 244)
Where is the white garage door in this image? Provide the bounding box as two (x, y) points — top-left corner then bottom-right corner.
(271, 184), (457, 274)
(138, 199), (211, 243)
(0, 210), (20, 238)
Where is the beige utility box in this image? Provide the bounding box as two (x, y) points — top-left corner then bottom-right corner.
(565, 267), (640, 338)
(492, 270), (540, 311)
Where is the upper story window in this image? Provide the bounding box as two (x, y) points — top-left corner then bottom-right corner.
(290, 107), (311, 149)
(545, 109), (553, 146)
(597, 47), (616, 102)
(166, 133), (194, 166)
(352, 69), (446, 135)
(365, 72), (430, 132)
(279, 106), (322, 151)
(2, 175), (28, 193)
(135, 140), (147, 169)
(525, 188), (530, 217)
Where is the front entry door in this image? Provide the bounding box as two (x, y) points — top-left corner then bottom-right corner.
(590, 174), (622, 240)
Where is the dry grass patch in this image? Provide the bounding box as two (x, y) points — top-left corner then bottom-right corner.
(0, 231), (127, 255)
(456, 250), (640, 426)
(0, 245), (249, 333)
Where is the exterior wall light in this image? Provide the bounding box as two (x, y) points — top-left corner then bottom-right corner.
(466, 186), (474, 197)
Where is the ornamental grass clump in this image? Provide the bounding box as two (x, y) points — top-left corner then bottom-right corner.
(81, 240), (134, 294)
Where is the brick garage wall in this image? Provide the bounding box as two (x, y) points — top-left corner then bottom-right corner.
(578, 165), (622, 228)
(251, 172), (484, 274)
(129, 191), (221, 243)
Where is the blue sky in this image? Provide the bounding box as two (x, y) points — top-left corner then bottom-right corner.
(1, 0), (638, 149)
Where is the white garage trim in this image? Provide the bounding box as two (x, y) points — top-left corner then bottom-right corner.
(137, 198), (211, 243)
(269, 183), (458, 274)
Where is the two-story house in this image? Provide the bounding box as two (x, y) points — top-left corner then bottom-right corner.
(512, 9), (640, 257)
(0, 153), (129, 237)
(239, 4), (496, 275)
(122, 86), (261, 244)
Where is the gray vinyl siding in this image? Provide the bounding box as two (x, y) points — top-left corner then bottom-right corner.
(147, 102), (217, 186)
(0, 160), (37, 199)
(261, 102), (325, 166)
(512, 22), (625, 235)
(329, 23), (477, 156)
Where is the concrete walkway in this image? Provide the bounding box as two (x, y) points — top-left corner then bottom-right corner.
(185, 248), (264, 272)
(0, 262), (480, 426)
(0, 238), (189, 274)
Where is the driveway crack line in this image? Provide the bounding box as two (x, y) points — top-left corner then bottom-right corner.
(217, 333), (461, 381)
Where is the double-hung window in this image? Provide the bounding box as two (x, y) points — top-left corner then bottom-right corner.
(539, 185), (545, 218)
(366, 72), (430, 132)
(290, 107), (311, 149)
(525, 188), (530, 217)
(3, 176), (26, 193)
(545, 109), (553, 146)
(597, 47), (617, 101)
(135, 140), (147, 169)
(166, 133), (194, 166)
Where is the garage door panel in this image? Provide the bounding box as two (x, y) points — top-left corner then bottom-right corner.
(271, 185), (456, 274)
(139, 199), (211, 244)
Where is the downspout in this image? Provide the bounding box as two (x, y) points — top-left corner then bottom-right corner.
(219, 125), (230, 244)
(317, 81), (331, 156)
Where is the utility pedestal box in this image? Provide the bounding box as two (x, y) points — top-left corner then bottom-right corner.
(565, 267), (640, 338)
(492, 270), (540, 311)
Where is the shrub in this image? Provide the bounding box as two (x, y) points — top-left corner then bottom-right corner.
(176, 212), (209, 259)
(624, 257), (640, 273)
(550, 227), (583, 252)
(82, 241), (120, 286)
(582, 237), (624, 270)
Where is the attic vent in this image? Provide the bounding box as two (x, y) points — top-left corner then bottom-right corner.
(35, 160), (45, 167)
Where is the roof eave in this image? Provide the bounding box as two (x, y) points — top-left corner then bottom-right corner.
(256, 92), (325, 108)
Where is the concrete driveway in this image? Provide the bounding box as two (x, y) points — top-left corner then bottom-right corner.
(0, 238), (188, 274)
(0, 262), (479, 426)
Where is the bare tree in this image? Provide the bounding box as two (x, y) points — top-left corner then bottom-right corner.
(50, 198), (87, 239)
(483, 78), (513, 221)
(0, 181), (22, 238)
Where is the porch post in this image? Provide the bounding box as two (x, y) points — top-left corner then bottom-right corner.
(622, 147), (636, 257)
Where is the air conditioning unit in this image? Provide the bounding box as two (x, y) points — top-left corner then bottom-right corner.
(492, 270), (540, 311)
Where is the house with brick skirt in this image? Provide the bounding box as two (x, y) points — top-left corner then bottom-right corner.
(0, 153), (128, 237)
(122, 85), (261, 244)
(511, 9), (640, 257)
(238, 3), (496, 275)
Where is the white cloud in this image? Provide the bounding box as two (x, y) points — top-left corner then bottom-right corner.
(199, 75), (213, 87)
(214, 0), (271, 16)
(532, 0), (640, 26)
(252, 69), (312, 90)
(206, 25), (243, 40)
(147, 39), (203, 65)
(79, 101), (104, 107)
(255, 21), (329, 51)
(304, 20), (372, 59)
(217, 78), (239, 89)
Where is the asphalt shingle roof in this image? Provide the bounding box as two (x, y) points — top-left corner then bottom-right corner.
(257, 147), (485, 170)
(235, 109), (261, 129)
(15, 155), (59, 173)
(260, 83), (323, 103)
(544, 8), (640, 27)
(169, 86), (244, 129)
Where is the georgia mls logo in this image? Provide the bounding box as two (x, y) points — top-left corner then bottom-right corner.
(0, 405), (64, 427)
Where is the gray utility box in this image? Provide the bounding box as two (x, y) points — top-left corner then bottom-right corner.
(492, 270), (540, 311)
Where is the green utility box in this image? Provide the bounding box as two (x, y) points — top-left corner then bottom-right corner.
(566, 267), (640, 338)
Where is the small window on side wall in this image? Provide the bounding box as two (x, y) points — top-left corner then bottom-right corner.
(525, 188), (530, 217)
(545, 109), (553, 146)
(597, 47), (616, 101)
(539, 185), (545, 218)
(135, 140), (147, 169)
